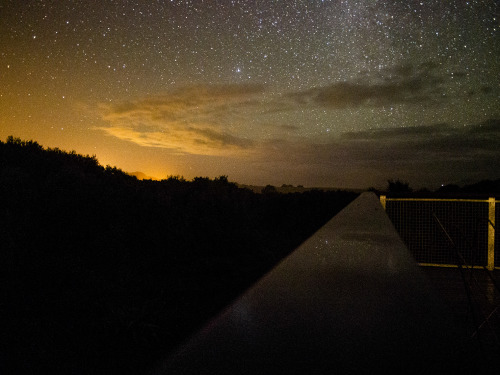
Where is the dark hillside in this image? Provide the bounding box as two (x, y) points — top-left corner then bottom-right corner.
(0, 137), (357, 375)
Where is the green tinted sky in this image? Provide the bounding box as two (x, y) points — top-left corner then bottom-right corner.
(1, 0), (498, 188)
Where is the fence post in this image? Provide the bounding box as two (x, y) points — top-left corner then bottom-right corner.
(488, 197), (495, 271)
(380, 195), (386, 210)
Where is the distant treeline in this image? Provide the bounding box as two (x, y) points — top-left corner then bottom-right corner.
(434, 179), (500, 197)
(0, 137), (357, 375)
(376, 177), (500, 198)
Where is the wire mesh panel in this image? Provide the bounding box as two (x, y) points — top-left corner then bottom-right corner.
(385, 199), (489, 267)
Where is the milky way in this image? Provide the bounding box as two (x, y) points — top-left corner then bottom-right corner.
(1, 1), (499, 188)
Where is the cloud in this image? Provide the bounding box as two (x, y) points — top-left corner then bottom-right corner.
(346, 119), (500, 186)
(339, 119), (500, 157)
(346, 119), (500, 168)
(97, 61), (475, 156)
(95, 74), (498, 189)
(97, 84), (264, 155)
(254, 119), (500, 188)
(286, 61), (451, 108)
(97, 125), (255, 154)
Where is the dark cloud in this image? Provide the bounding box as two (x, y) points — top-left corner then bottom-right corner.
(279, 124), (300, 132)
(466, 118), (500, 134)
(336, 119), (500, 164)
(340, 122), (453, 141)
(343, 119), (499, 145)
(105, 83), (266, 116)
(255, 119), (500, 188)
(189, 127), (254, 148)
(480, 86), (493, 95)
(286, 61), (452, 108)
(95, 76), (499, 188)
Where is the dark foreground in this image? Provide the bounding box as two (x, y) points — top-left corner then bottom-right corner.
(158, 193), (486, 375)
(0, 137), (357, 374)
(422, 267), (500, 370)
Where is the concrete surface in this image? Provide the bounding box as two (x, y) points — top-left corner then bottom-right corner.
(155, 192), (470, 374)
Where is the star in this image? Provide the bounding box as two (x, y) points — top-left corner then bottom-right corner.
(0, 0), (498, 189)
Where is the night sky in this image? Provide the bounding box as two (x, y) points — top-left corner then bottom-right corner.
(1, 0), (499, 189)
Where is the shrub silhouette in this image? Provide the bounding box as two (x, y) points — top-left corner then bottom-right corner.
(387, 178), (413, 193)
(0, 137), (357, 375)
(261, 184), (277, 194)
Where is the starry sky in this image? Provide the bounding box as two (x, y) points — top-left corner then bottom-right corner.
(1, 0), (499, 189)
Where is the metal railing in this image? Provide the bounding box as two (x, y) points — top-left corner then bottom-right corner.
(380, 196), (497, 270)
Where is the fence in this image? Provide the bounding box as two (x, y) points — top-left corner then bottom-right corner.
(380, 196), (497, 270)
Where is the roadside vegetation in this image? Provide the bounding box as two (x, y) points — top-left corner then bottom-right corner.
(0, 136), (357, 375)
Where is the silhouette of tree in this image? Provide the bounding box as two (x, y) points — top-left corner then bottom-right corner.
(387, 179), (413, 193)
(261, 184), (277, 194)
